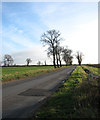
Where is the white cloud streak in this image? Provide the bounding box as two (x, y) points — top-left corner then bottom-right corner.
(2, 2), (98, 64)
(33, 3), (98, 64)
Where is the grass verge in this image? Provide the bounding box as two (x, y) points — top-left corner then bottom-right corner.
(34, 66), (99, 119)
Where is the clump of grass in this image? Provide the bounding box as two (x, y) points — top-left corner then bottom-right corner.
(34, 66), (99, 119)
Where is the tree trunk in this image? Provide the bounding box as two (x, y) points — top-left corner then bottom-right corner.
(79, 61), (81, 65)
(53, 46), (56, 68)
(27, 62), (29, 66)
(57, 59), (59, 68)
(58, 54), (62, 67)
(56, 54), (59, 68)
(53, 59), (56, 68)
(59, 59), (62, 67)
(53, 53), (56, 68)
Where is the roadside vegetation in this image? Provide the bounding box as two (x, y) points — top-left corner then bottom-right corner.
(2, 66), (67, 83)
(82, 65), (100, 76)
(34, 66), (99, 119)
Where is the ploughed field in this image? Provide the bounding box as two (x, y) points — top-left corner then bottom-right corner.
(86, 64), (100, 68)
(2, 66), (66, 83)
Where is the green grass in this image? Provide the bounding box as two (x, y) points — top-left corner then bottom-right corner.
(2, 66), (66, 83)
(34, 66), (99, 119)
(82, 65), (100, 76)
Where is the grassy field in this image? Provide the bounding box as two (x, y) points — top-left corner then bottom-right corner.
(34, 66), (99, 119)
(2, 66), (66, 83)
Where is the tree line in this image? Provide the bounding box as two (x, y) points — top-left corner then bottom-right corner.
(2, 29), (83, 67)
(40, 29), (83, 68)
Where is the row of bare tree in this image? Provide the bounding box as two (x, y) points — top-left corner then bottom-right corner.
(2, 55), (45, 66)
(2, 29), (83, 67)
(41, 29), (83, 68)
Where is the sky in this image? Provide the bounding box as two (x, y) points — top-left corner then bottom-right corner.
(2, 2), (98, 65)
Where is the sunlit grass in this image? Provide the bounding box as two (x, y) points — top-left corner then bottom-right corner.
(34, 66), (99, 119)
(2, 66), (67, 83)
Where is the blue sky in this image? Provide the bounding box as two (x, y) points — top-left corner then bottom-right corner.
(2, 2), (98, 65)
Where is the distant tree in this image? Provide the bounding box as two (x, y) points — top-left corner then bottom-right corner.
(26, 58), (32, 66)
(3, 54), (14, 66)
(76, 51), (84, 65)
(14, 64), (16, 66)
(68, 56), (73, 65)
(44, 60), (46, 66)
(41, 29), (62, 68)
(62, 47), (73, 66)
(37, 61), (41, 66)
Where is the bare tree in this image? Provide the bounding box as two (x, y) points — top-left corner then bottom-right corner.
(37, 61), (41, 66)
(44, 60), (46, 66)
(41, 29), (62, 68)
(3, 54), (14, 66)
(76, 51), (83, 65)
(62, 47), (73, 66)
(26, 58), (32, 66)
(68, 56), (73, 65)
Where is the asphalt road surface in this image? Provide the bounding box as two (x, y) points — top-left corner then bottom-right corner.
(2, 65), (76, 119)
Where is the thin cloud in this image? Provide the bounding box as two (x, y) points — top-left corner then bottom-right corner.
(2, 2), (98, 64)
(12, 46), (52, 65)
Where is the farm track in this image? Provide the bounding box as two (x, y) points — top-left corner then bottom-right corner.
(2, 65), (76, 119)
